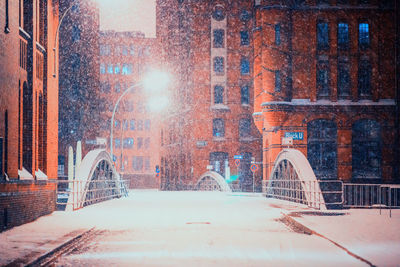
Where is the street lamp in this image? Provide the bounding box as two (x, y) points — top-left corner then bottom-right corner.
(109, 70), (170, 162)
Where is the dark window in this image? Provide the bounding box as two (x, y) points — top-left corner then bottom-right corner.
(214, 85), (224, 104)
(352, 120), (381, 178)
(145, 120), (151, 131)
(122, 119), (129, 130)
(72, 25), (81, 42)
(240, 31), (249, 46)
(114, 83), (121, 93)
(101, 82), (111, 93)
(275, 24), (281, 45)
(317, 61), (330, 97)
(240, 58), (250, 75)
(317, 22), (329, 50)
(71, 53), (80, 71)
(100, 63), (105, 74)
(114, 119), (120, 129)
(212, 7), (225, 21)
(241, 85), (249, 105)
(359, 22), (370, 48)
(122, 46), (129, 56)
(307, 120), (337, 179)
(130, 120), (135, 130)
(239, 118), (251, 138)
(144, 138), (150, 149)
(338, 61), (350, 97)
(213, 29), (224, 48)
(358, 60), (371, 96)
(114, 64), (121, 74)
(107, 64), (113, 74)
(213, 118), (225, 137)
(337, 22), (349, 50)
(100, 45), (110, 56)
(214, 57), (224, 73)
(275, 70), (281, 92)
(238, 152), (252, 190)
(137, 137), (143, 149)
(137, 120), (143, 130)
(123, 138), (134, 148)
(240, 10), (251, 21)
(210, 152), (228, 177)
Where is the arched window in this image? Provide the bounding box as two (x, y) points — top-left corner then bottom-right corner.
(352, 119), (381, 179)
(307, 119), (337, 179)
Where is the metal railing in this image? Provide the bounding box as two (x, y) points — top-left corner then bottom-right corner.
(262, 180), (343, 210)
(343, 183), (400, 217)
(56, 179), (129, 211)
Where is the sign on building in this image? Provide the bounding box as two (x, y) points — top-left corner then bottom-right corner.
(284, 132), (304, 140)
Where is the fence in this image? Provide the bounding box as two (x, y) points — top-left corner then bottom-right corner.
(56, 179), (129, 211)
(343, 183), (400, 217)
(262, 180), (343, 210)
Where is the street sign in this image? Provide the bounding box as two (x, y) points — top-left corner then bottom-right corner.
(284, 132), (304, 140)
(234, 155), (243, 160)
(250, 164), (258, 173)
(234, 159), (240, 167)
(155, 173), (160, 178)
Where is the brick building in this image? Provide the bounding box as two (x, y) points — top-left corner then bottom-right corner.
(98, 31), (160, 189)
(58, 0), (100, 175)
(253, 0), (399, 183)
(157, 0), (263, 191)
(0, 0), (59, 230)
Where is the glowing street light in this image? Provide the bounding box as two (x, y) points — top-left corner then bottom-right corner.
(110, 70), (171, 161)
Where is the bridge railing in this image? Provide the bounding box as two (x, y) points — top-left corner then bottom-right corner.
(56, 179), (129, 211)
(262, 180), (343, 210)
(343, 183), (400, 217)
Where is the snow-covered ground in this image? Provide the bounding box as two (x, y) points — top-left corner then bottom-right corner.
(0, 190), (398, 266)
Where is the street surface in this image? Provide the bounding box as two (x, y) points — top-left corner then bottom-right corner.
(54, 190), (366, 266)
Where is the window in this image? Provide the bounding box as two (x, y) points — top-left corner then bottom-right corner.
(122, 120), (129, 130)
(114, 64), (121, 74)
(358, 60), (371, 97)
(214, 85), (224, 104)
(214, 57), (224, 74)
(307, 120), (337, 179)
(123, 101), (133, 112)
(275, 24), (281, 45)
(210, 152), (228, 177)
(122, 46), (129, 56)
(337, 22), (349, 50)
(144, 138), (150, 149)
(130, 120), (135, 130)
(107, 64), (113, 74)
(358, 22), (370, 49)
(123, 138), (134, 148)
(137, 120), (143, 130)
(122, 64), (132, 75)
(317, 22), (329, 50)
(114, 119), (120, 128)
(144, 47), (150, 56)
(241, 85), (249, 105)
(240, 58), (250, 75)
(100, 63), (105, 74)
(72, 25), (80, 42)
(240, 31), (249, 46)
(100, 45), (110, 56)
(114, 83), (121, 92)
(239, 118), (251, 138)
(213, 29), (224, 48)
(114, 138), (121, 148)
(317, 60), (330, 97)
(130, 45), (135, 55)
(137, 137), (143, 149)
(115, 45), (121, 55)
(240, 10), (251, 21)
(144, 120), (151, 131)
(101, 82), (111, 92)
(238, 152), (252, 189)
(352, 120), (381, 179)
(338, 60), (350, 97)
(275, 70), (281, 92)
(133, 156), (143, 171)
(212, 6), (225, 21)
(145, 157), (150, 171)
(213, 118), (225, 137)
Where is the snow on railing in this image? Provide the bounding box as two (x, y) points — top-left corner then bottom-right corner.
(56, 179), (129, 211)
(262, 180), (343, 210)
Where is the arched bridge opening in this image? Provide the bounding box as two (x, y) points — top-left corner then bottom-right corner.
(195, 171), (232, 192)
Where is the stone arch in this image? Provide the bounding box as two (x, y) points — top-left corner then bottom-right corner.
(66, 149), (124, 210)
(195, 171), (232, 192)
(267, 149), (326, 210)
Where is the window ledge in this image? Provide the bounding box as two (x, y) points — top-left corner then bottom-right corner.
(213, 137), (226, 142)
(239, 137), (254, 142)
(241, 103), (250, 108)
(18, 167), (34, 180)
(211, 104), (230, 111)
(35, 169), (48, 180)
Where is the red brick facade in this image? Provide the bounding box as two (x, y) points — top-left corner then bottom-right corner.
(98, 31), (161, 189)
(157, 0), (263, 191)
(253, 0), (399, 183)
(0, 0), (59, 230)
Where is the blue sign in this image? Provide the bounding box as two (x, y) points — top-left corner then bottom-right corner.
(234, 155), (243, 160)
(112, 155), (117, 162)
(284, 132), (304, 140)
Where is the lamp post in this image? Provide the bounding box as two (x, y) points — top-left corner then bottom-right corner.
(110, 70), (170, 163)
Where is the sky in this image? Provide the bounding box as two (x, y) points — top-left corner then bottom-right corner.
(98, 0), (156, 38)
